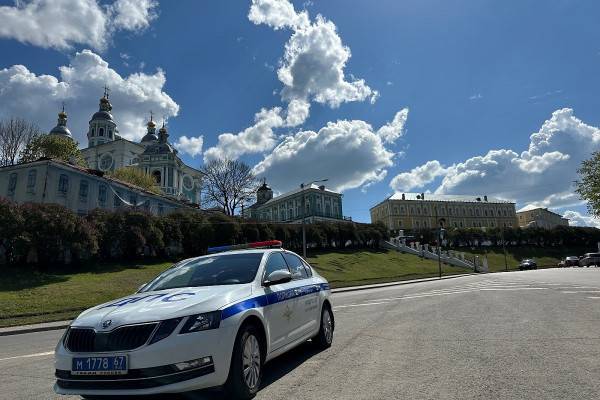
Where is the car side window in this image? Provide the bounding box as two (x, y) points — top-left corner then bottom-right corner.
(263, 252), (289, 281)
(283, 253), (309, 280)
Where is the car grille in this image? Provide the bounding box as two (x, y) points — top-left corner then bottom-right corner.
(65, 323), (158, 352)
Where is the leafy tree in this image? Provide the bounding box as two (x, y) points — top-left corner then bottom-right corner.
(0, 117), (41, 166)
(201, 158), (257, 215)
(0, 199), (25, 264)
(576, 151), (600, 218)
(108, 167), (161, 194)
(19, 134), (86, 166)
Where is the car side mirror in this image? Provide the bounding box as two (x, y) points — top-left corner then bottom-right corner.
(264, 270), (292, 286)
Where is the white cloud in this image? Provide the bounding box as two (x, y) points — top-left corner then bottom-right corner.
(390, 160), (447, 192)
(203, 107), (284, 162)
(389, 108), (600, 209)
(377, 108), (409, 144)
(469, 93), (482, 100)
(562, 210), (600, 228)
(204, 0), (379, 161)
(253, 115), (400, 193)
(248, 0), (309, 30)
(174, 135), (204, 158)
(0, 0), (157, 51)
(110, 0), (158, 31)
(0, 49), (179, 144)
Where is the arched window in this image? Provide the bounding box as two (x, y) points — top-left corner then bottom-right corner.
(91, 128), (95, 137)
(152, 170), (161, 185)
(27, 170), (37, 193)
(99, 127), (104, 137)
(58, 174), (69, 194)
(7, 173), (17, 195)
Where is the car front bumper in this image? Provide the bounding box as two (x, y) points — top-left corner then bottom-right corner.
(54, 322), (236, 396)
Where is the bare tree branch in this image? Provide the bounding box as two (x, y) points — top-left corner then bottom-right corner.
(201, 158), (257, 215)
(0, 117), (41, 166)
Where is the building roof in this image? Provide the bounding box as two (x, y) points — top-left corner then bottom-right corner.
(253, 184), (340, 208)
(516, 204), (566, 218)
(386, 192), (512, 204)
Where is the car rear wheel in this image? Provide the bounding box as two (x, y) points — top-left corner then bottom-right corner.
(313, 305), (334, 349)
(225, 324), (263, 399)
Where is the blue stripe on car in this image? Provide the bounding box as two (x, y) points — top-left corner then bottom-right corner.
(221, 283), (330, 320)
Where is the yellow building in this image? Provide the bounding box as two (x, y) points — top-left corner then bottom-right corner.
(516, 205), (569, 228)
(370, 193), (517, 233)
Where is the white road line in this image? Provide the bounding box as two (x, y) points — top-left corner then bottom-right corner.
(587, 297), (600, 299)
(479, 288), (548, 291)
(0, 351), (54, 362)
(561, 291), (600, 294)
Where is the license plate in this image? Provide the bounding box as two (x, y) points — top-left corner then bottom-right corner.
(71, 355), (128, 375)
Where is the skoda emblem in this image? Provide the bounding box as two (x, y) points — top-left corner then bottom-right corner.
(102, 320), (112, 329)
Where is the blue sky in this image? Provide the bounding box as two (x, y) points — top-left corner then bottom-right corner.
(1, 0), (600, 224)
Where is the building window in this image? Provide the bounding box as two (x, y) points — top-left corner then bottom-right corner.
(99, 127), (104, 137)
(503, 210), (507, 216)
(26, 170), (36, 193)
(7, 173), (17, 195)
(108, 129), (113, 139)
(79, 180), (89, 201)
(91, 128), (95, 137)
(152, 170), (161, 185)
(58, 174), (69, 195)
(98, 184), (107, 205)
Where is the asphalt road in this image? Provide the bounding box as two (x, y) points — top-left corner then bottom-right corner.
(2, 268), (600, 400)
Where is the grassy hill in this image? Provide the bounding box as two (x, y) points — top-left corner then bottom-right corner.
(0, 249), (470, 327)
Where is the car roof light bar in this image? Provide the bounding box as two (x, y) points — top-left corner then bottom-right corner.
(207, 240), (283, 254)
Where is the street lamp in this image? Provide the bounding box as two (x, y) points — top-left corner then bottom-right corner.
(301, 178), (328, 258)
(438, 218), (446, 279)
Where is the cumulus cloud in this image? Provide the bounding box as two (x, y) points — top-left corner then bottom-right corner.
(389, 108), (600, 209)
(377, 108), (409, 144)
(0, 49), (179, 144)
(0, 0), (157, 51)
(204, 0), (379, 161)
(203, 107), (284, 162)
(174, 135), (204, 158)
(562, 210), (600, 228)
(252, 115), (400, 193)
(390, 160), (447, 192)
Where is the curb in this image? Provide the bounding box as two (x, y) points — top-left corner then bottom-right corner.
(1, 271), (500, 336)
(331, 272), (480, 293)
(0, 320), (71, 337)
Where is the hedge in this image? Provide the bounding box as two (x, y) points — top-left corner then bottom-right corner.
(0, 199), (388, 271)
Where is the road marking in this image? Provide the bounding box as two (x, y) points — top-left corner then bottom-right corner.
(0, 351), (54, 362)
(561, 291), (600, 294)
(587, 297), (600, 299)
(479, 288), (548, 291)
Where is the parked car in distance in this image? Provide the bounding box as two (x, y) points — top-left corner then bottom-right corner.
(562, 256), (580, 267)
(519, 259), (537, 270)
(579, 253), (600, 267)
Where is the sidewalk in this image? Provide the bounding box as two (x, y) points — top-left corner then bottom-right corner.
(0, 272), (482, 336)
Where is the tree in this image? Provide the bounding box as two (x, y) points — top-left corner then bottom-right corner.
(576, 151), (600, 218)
(201, 158), (257, 215)
(108, 167), (161, 194)
(19, 134), (86, 166)
(0, 117), (41, 166)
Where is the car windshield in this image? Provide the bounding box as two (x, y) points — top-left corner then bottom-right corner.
(142, 253), (264, 291)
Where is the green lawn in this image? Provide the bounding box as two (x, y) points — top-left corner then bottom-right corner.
(460, 246), (588, 272)
(0, 250), (472, 328)
(307, 249), (471, 287)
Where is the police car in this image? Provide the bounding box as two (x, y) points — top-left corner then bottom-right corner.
(54, 241), (334, 399)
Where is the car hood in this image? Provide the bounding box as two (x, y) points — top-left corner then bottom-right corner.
(72, 285), (253, 330)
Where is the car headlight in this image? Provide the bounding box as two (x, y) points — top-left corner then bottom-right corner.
(180, 311), (221, 334)
(149, 318), (183, 345)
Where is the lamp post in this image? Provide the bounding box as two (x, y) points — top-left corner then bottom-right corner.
(502, 225), (508, 271)
(301, 178), (328, 258)
(438, 218), (446, 279)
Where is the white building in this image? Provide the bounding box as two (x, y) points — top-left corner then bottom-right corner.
(65, 91), (203, 204)
(0, 159), (193, 216)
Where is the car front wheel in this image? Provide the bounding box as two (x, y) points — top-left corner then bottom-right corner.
(225, 324), (263, 399)
(313, 305), (334, 349)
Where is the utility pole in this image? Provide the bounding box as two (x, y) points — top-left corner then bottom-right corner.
(301, 178), (328, 258)
(438, 218), (446, 279)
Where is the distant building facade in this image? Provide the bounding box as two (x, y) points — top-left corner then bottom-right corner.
(370, 193), (517, 233)
(243, 181), (346, 223)
(66, 92), (203, 204)
(0, 159), (194, 216)
(516, 206), (569, 228)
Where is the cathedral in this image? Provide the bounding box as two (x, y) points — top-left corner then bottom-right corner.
(48, 91), (202, 204)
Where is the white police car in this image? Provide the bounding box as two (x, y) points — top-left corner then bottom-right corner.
(54, 241), (334, 399)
